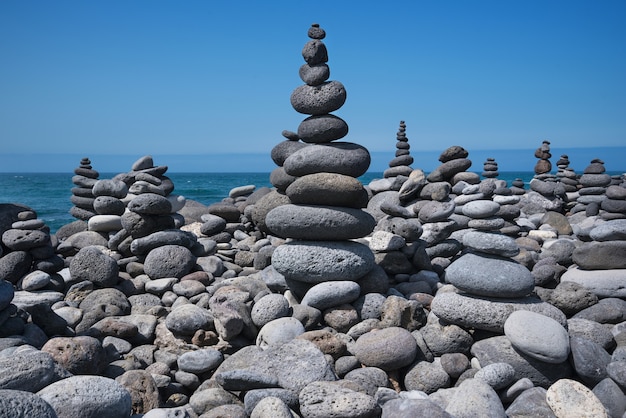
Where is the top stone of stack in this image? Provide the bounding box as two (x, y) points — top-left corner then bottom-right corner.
(292, 24), (348, 144)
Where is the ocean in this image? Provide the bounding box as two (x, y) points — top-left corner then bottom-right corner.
(0, 171), (545, 234)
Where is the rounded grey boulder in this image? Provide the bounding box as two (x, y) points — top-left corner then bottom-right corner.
(283, 142), (371, 178)
(143, 245), (196, 279)
(69, 246), (119, 288)
(290, 81), (346, 115)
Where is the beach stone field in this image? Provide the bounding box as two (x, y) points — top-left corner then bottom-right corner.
(2, 23), (626, 418)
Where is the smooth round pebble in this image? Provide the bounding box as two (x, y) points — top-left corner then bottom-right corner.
(351, 327), (417, 371)
(504, 310), (570, 363)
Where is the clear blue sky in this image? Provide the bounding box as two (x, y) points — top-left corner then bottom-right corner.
(1, 0), (625, 172)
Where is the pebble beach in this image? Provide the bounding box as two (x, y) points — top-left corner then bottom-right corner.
(2, 23), (626, 418)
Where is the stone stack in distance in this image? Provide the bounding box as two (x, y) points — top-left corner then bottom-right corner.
(267, 23), (376, 300)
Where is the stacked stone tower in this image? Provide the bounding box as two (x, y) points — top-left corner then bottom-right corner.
(383, 121), (414, 178)
(267, 24), (376, 300)
(69, 157), (99, 221)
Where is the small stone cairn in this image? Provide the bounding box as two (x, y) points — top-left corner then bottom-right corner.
(522, 140), (565, 215)
(482, 157), (499, 179)
(574, 159), (613, 218)
(69, 157), (99, 221)
(266, 23), (377, 314)
(383, 120), (414, 180)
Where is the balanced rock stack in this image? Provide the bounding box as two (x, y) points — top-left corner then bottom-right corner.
(482, 157), (499, 179)
(555, 154), (579, 193)
(267, 24), (377, 310)
(510, 178), (526, 195)
(431, 230), (573, 387)
(523, 141), (566, 215)
(573, 159), (614, 218)
(427, 145), (476, 185)
(69, 157), (99, 221)
(383, 120), (414, 179)
(86, 177), (129, 234)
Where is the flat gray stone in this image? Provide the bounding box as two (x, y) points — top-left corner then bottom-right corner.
(283, 142), (371, 178)
(0, 351), (59, 392)
(462, 231), (520, 257)
(445, 253), (534, 298)
(573, 241), (626, 270)
(561, 268), (626, 298)
(286, 172), (368, 208)
(290, 81), (346, 115)
(271, 240), (374, 283)
(301, 281), (361, 311)
(266, 204), (375, 240)
(431, 289), (567, 333)
(461, 200), (501, 218)
(165, 304), (213, 336)
(504, 310), (570, 363)
(178, 348), (223, 374)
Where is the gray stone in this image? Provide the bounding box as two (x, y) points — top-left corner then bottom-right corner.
(505, 387), (556, 418)
(352, 327), (417, 371)
(299, 62), (330, 85)
(178, 348), (223, 374)
(250, 396), (295, 418)
(461, 200), (501, 218)
(343, 367), (389, 396)
(0, 350), (59, 392)
(573, 241), (626, 270)
(417, 201), (456, 223)
(445, 378), (506, 418)
(297, 114), (349, 143)
(266, 204), (375, 240)
(115, 369), (160, 415)
(188, 387), (242, 415)
(165, 304), (212, 336)
(471, 336), (573, 387)
(474, 362), (516, 390)
(573, 298), (626, 324)
(92, 179), (128, 198)
(301, 281), (361, 311)
(286, 172), (368, 208)
(69, 246), (119, 287)
(0, 251), (32, 284)
(420, 319), (473, 356)
(256, 317), (305, 348)
(382, 398), (452, 418)
(215, 369), (280, 391)
(271, 240), (375, 283)
(251, 293), (290, 328)
(37, 375), (132, 418)
(283, 142), (371, 178)
(568, 318), (615, 350)
(128, 193), (172, 215)
(130, 230), (197, 255)
(593, 378), (626, 418)
(561, 268), (626, 299)
(462, 231), (519, 257)
(143, 245), (196, 279)
(504, 310), (570, 364)
(244, 388), (299, 416)
(404, 361), (451, 394)
(299, 380), (380, 418)
(570, 336), (611, 386)
(0, 279), (14, 310)
(41, 336), (106, 375)
(0, 389), (58, 418)
(290, 81), (346, 115)
(445, 253), (534, 298)
(2, 229), (49, 251)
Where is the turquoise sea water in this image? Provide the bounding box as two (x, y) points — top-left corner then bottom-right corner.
(0, 171), (543, 234)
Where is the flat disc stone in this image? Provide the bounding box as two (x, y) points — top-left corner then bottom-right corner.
(265, 204), (375, 240)
(283, 142), (370, 178)
(271, 240), (374, 283)
(445, 252), (534, 298)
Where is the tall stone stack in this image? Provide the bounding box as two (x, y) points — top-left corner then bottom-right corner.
(383, 121), (414, 179)
(533, 140), (552, 177)
(524, 141), (566, 215)
(267, 24), (376, 303)
(69, 157), (99, 221)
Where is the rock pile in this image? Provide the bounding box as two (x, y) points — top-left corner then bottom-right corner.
(70, 157), (99, 221)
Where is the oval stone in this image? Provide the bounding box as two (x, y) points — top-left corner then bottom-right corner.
(462, 231), (520, 257)
(351, 327), (417, 371)
(546, 379), (609, 418)
(301, 281), (361, 311)
(445, 253), (534, 298)
(297, 114), (348, 143)
(283, 142), (371, 178)
(128, 193), (172, 215)
(265, 205), (375, 240)
(271, 240), (375, 283)
(504, 310), (570, 363)
(286, 173), (368, 208)
(461, 200), (501, 218)
(92, 179), (128, 198)
(290, 81), (346, 115)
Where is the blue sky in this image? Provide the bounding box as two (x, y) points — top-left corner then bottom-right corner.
(1, 0), (625, 172)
